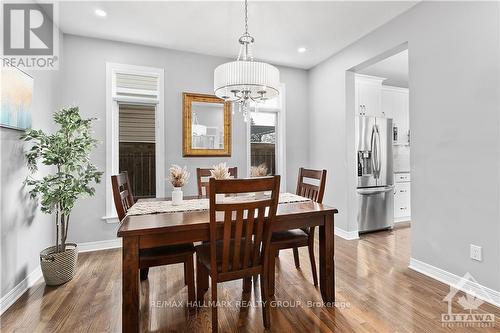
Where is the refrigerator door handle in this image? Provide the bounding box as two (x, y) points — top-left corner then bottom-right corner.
(370, 125), (377, 177)
(375, 125), (382, 176)
(371, 125), (381, 178)
(357, 186), (394, 195)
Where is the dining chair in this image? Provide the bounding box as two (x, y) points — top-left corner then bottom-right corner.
(196, 167), (238, 197)
(111, 172), (196, 305)
(195, 176), (280, 332)
(268, 168), (327, 292)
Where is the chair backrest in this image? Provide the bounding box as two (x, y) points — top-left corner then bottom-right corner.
(111, 172), (135, 221)
(296, 168), (327, 203)
(197, 167), (238, 197)
(208, 176), (280, 279)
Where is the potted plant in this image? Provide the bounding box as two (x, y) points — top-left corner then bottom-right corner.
(22, 106), (102, 286)
(250, 163), (268, 177)
(169, 165), (189, 205)
(250, 163), (268, 199)
(210, 163), (231, 201)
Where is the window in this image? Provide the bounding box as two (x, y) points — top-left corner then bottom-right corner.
(104, 63), (164, 222)
(250, 112), (277, 174)
(118, 104), (156, 199)
(247, 85), (286, 189)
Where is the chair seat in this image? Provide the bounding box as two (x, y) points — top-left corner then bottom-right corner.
(271, 229), (308, 244)
(140, 243), (195, 267)
(195, 239), (257, 272)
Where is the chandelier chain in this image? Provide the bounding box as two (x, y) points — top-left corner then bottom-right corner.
(244, 0), (248, 35)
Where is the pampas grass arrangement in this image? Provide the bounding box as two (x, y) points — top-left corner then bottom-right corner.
(169, 164), (190, 188)
(210, 162), (231, 180)
(250, 163), (268, 177)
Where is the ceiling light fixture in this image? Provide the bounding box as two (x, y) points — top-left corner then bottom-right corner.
(213, 0), (280, 122)
(297, 47), (307, 53)
(95, 9), (107, 17)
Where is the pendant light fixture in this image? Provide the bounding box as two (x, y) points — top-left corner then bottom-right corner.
(213, 0), (280, 121)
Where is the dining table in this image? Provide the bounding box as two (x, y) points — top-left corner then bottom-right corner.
(117, 194), (338, 333)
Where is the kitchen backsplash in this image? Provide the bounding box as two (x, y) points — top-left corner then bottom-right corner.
(394, 145), (410, 172)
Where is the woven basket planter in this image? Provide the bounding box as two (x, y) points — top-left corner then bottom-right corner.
(40, 243), (78, 286)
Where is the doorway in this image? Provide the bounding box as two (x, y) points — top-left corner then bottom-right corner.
(347, 45), (410, 236)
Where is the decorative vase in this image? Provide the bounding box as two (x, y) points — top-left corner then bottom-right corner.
(172, 187), (183, 205)
(40, 243), (78, 286)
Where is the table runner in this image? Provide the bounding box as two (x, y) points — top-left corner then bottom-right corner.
(126, 192), (311, 216)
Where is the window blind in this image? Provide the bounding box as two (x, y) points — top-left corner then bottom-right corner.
(119, 104), (155, 143)
(114, 72), (159, 100)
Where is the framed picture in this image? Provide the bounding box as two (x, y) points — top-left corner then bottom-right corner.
(1, 67), (33, 130)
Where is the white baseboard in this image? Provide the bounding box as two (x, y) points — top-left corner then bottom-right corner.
(77, 238), (122, 253)
(409, 258), (500, 308)
(0, 239), (123, 316)
(394, 217), (411, 223)
(334, 227), (359, 240)
(101, 215), (120, 224)
(0, 265), (42, 315)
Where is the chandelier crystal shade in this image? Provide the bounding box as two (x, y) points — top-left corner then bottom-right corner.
(214, 0), (280, 120)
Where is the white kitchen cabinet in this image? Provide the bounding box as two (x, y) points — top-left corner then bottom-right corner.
(394, 173), (411, 222)
(382, 86), (409, 145)
(381, 89), (394, 119)
(393, 90), (409, 144)
(395, 173), (411, 182)
(355, 74), (385, 117)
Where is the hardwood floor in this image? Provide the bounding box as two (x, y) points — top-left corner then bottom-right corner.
(2, 223), (499, 332)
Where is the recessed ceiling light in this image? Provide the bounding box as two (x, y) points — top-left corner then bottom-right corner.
(297, 47), (307, 53)
(95, 9), (107, 17)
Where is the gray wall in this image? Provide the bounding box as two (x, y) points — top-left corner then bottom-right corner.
(308, 1), (500, 290)
(1, 68), (61, 298)
(59, 34), (309, 243)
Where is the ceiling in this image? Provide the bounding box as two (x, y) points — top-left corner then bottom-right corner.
(359, 49), (409, 87)
(59, 1), (417, 69)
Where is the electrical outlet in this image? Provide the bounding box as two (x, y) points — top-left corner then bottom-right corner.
(470, 244), (482, 261)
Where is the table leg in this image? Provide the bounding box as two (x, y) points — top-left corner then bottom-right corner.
(319, 213), (335, 303)
(122, 236), (139, 333)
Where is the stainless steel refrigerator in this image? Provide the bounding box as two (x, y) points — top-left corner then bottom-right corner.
(356, 116), (394, 233)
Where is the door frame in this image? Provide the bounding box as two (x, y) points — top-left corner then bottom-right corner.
(103, 62), (165, 223)
(346, 42), (409, 235)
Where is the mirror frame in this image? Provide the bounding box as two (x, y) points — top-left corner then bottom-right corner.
(182, 92), (232, 157)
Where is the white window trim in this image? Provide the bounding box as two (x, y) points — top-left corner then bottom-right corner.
(103, 62), (165, 223)
(246, 84), (286, 191)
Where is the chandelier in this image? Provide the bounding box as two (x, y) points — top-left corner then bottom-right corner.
(213, 0), (280, 121)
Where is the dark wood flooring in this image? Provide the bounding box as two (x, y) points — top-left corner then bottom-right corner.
(2, 223), (499, 332)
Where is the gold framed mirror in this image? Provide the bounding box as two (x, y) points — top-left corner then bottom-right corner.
(183, 92), (231, 157)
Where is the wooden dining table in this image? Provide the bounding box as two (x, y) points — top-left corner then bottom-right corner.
(117, 197), (338, 333)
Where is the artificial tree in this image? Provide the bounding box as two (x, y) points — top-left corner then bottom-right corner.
(22, 106), (102, 254)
